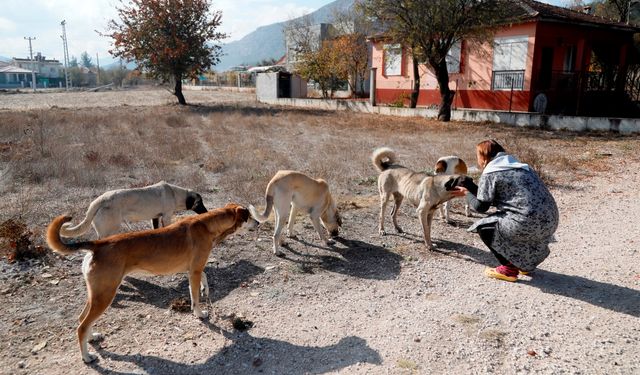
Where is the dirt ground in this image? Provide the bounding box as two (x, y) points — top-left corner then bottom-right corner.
(0, 88), (638, 374)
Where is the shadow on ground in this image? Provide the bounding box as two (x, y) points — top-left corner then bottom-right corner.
(278, 236), (403, 280)
(112, 260), (264, 309)
(521, 270), (640, 317)
(412, 238), (639, 317)
(93, 333), (382, 375)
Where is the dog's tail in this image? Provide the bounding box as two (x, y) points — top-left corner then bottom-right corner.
(47, 215), (95, 255)
(59, 197), (103, 237)
(372, 147), (397, 172)
(248, 194), (274, 223)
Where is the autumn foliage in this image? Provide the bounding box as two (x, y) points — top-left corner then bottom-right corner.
(105, 0), (227, 104)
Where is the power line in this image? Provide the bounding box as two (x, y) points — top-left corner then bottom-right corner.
(24, 37), (36, 92)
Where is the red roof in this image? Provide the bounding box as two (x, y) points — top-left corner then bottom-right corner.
(511, 0), (640, 31)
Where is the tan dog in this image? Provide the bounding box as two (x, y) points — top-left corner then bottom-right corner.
(60, 181), (208, 238)
(249, 170), (342, 256)
(434, 156), (470, 222)
(46, 203), (257, 363)
(372, 147), (473, 249)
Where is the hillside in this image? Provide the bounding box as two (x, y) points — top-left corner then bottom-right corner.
(216, 0), (353, 71)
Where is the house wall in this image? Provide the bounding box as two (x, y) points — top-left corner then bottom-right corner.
(528, 21), (635, 114)
(372, 23), (538, 111)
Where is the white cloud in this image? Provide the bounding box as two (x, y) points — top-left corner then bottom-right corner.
(1, 0), (327, 61)
(0, 17), (17, 32)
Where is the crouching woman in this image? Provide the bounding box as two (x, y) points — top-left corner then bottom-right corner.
(453, 140), (559, 282)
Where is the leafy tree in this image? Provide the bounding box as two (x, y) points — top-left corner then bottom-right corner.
(80, 52), (93, 68)
(68, 66), (83, 87)
(105, 0), (227, 105)
(296, 40), (344, 98)
(69, 56), (79, 68)
(331, 3), (376, 97)
(362, 0), (508, 121)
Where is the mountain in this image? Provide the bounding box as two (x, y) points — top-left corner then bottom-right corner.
(216, 0), (353, 71)
(103, 59), (138, 70)
(0, 56), (11, 62)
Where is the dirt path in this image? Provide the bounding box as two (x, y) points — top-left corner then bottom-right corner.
(1, 152), (638, 374)
(0, 89), (638, 374)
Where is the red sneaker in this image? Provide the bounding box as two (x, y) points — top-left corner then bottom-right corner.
(485, 267), (518, 282)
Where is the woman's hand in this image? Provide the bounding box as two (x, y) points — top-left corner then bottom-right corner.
(451, 186), (468, 197)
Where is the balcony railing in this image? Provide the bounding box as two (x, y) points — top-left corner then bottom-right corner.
(491, 70), (525, 90)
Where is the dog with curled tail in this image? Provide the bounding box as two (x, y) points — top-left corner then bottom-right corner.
(372, 147), (474, 249)
(47, 203), (258, 363)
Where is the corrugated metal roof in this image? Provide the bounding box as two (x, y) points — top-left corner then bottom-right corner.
(0, 65), (34, 74)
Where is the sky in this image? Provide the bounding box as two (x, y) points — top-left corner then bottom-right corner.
(0, 0), (567, 66)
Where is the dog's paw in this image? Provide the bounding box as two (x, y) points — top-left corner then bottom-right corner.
(394, 227), (404, 234)
(286, 232), (297, 239)
(379, 229), (387, 236)
(273, 249), (284, 257)
(325, 238), (335, 246)
(194, 308), (208, 319)
(89, 332), (104, 343)
(82, 353), (98, 364)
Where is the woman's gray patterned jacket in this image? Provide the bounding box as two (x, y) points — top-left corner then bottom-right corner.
(467, 161), (559, 271)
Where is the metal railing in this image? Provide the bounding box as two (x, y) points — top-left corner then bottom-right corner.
(491, 70), (525, 90)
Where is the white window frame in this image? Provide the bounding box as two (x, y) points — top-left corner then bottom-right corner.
(383, 43), (403, 76)
(493, 36), (528, 72)
(446, 41), (462, 73)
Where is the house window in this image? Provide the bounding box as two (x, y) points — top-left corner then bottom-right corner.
(383, 44), (402, 76)
(492, 36), (528, 90)
(564, 45), (576, 72)
(446, 41), (462, 73)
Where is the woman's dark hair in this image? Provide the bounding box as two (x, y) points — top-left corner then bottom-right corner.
(476, 140), (505, 165)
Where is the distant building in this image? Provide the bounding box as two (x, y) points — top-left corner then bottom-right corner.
(12, 53), (64, 88)
(285, 23), (337, 72)
(368, 0), (640, 116)
(0, 61), (35, 88)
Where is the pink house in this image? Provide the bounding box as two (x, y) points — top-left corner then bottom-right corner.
(369, 0), (640, 116)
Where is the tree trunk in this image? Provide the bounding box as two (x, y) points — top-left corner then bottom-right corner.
(410, 53), (420, 108)
(174, 72), (187, 105)
(432, 58), (453, 121)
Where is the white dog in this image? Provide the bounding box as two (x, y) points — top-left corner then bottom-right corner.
(60, 181), (207, 238)
(249, 170), (342, 256)
(434, 156), (470, 222)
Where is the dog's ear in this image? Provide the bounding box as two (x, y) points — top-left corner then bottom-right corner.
(187, 194), (208, 214)
(185, 195), (196, 210)
(235, 206), (250, 223)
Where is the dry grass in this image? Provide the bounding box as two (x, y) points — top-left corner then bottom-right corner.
(1, 98), (636, 236)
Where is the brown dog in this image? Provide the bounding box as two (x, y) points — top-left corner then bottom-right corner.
(434, 156), (470, 222)
(372, 147), (473, 249)
(46, 203), (258, 363)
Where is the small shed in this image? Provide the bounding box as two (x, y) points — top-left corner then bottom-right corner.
(256, 72), (307, 101)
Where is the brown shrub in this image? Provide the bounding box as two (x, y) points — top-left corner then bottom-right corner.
(0, 218), (45, 262)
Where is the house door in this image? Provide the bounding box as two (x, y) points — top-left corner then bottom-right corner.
(539, 47), (554, 89)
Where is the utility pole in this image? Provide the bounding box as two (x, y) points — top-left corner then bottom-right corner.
(60, 20), (71, 90)
(96, 53), (100, 86)
(24, 37), (37, 92)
